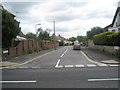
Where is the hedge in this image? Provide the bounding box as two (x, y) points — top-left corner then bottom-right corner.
(93, 32), (120, 46)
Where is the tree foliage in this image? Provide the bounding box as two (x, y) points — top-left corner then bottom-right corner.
(87, 26), (103, 39)
(2, 9), (21, 48)
(26, 32), (37, 39)
(37, 28), (50, 41)
(68, 37), (76, 42)
(77, 36), (88, 43)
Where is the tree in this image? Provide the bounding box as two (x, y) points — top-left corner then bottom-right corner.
(2, 9), (21, 48)
(26, 32), (37, 39)
(87, 26), (103, 39)
(68, 37), (76, 42)
(77, 35), (88, 43)
(37, 28), (50, 41)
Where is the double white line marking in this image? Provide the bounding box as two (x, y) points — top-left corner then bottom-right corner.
(55, 49), (68, 68)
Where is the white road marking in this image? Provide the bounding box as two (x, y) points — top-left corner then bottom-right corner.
(98, 64), (108, 67)
(17, 67), (29, 69)
(88, 78), (120, 82)
(55, 59), (61, 67)
(7, 67), (17, 69)
(55, 49), (68, 68)
(0, 80), (36, 83)
(60, 54), (64, 58)
(87, 64), (96, 67)
(55, 65), (63, 68)
(109, 64), (120, 67)
(80, 51), (103, 65)
(64, 49), (68, 54)
(75, 65), (85, 67)
(65, 65), (74, 68)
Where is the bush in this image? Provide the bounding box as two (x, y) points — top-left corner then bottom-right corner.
(93, 32), (120, 46)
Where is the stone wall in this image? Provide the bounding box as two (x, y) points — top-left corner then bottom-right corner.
(88, 40), (119, 56)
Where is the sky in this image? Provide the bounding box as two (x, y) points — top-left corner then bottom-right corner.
(2, 0), (120, 38)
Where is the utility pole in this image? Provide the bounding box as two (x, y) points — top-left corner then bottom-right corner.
(53, 20), (56, 50)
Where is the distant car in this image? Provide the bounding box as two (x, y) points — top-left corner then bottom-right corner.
(73, 44), (81, 50)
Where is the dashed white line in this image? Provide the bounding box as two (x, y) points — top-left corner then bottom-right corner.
(55, 49), (68, 68)
(75, 65), (85, 67)
(88, 78), (120, 82)
(109, 64), (119, 67)
(98, 64), (108, 67)
(55, 59), (61, 68)
(65, 65), (74, 68)
(87, 64), (96, 67)
(60, 54), (64, 58)
(55, 65), (63, 68)
(17, 67), (29, 69)
(0, 80), (37, 83)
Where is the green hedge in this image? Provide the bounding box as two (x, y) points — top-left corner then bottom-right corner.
(93, 32), (120, 46)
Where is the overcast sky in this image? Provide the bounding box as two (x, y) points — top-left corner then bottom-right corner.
(2, 0), (119, 38)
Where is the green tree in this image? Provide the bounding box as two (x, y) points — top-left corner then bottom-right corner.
(68, 37), (76, 42)
(77, 35), (88, 43)
(37, 28), (50, 41)
(26, 32), (37, 39)
(2, 9), (20, 48)
(87, 26), (103, 39)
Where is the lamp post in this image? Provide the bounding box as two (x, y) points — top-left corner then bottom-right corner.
(35, 23), (41, 36)
(53, 20), (56, 50)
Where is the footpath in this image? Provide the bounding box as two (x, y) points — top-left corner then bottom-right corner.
(0, 47), (62, 67)
(81, 46), (120, 64)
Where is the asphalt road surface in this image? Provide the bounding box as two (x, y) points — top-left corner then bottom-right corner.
(2, 46), (119, 88)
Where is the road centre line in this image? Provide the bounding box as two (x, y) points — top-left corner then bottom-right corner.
(88, 78), (120, 82)
(55, 49), (68, 68)
(60, 54), (64, 58)
(0, 80), (36, 83)
(55, 59), (61, 67)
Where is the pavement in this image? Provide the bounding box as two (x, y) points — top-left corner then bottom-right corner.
(81, 46), (120, 64)
(0, 46), (119, 68)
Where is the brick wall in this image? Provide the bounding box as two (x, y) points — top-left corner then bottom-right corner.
(2, 40), (59, 59)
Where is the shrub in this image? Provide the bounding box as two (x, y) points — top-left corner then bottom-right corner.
(93, 32), (120, 46)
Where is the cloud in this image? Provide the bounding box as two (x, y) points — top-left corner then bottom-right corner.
(2, 0), (119, 38)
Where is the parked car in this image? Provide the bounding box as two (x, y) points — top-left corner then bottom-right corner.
(73, 44), (81, 50)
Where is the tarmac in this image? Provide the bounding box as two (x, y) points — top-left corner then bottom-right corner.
(0, 46), (120, 67)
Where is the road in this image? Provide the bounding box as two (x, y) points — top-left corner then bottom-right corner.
(2, 46), (119, 88)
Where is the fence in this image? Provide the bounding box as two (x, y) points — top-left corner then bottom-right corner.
(2, 40), (59, 60)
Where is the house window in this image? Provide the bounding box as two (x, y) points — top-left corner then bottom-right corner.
(112, 30), (115, 32)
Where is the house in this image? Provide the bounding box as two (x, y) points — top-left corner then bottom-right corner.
(108, 1), (120, 32)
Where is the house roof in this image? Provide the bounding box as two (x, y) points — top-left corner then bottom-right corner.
(111, 7), (120, 27)
(51, 35), (66, 41)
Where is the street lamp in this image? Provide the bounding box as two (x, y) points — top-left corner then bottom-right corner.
(53, 20), (56, 50)
(35, 23), (41, 36)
